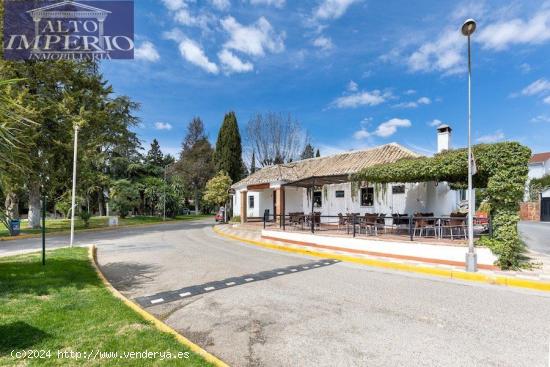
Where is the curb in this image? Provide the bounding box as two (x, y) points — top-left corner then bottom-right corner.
(0, 217), (210, 242)
(88, 245), (230, 367)
(212, 226), (550, 293)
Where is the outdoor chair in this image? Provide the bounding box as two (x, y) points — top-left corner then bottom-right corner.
(413, 214), (437, 238)
(337, 213), (347, 230)
(361, 213), (379, 235)
(442, 213), (467, 240)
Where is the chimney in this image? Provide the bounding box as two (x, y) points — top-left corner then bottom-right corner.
(437, 125), (452, 153)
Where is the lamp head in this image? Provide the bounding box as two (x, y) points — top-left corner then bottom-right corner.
(461, 19), (476, 36)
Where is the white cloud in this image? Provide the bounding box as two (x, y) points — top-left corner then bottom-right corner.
(531, 115), (550, 123)
(313, 36), (333, 51)
(164, 30), (219, 74)
(521, 78), (550, 96)
(347, 80), (358, 92)
(354, 118), (412, 139)
(134, 41), (160, 62)
(477, 130), (505, 143)
(544, 96), (550, 105)
(314, 0), (360, 20)
(394, 96), (431, 108)
(249, 0), (285, 8)
(221, 16), (285, 57)
(477, 10), (550, 51)
(520, 63), (531, 74)
(210, 0), (230, 10)
(218, 49), (254, 73)
(429, 119), (446, 127)
(155, 122), (173, 131)
(404, 89), (416, 95)
(407, 29), (464, 74)
(331, 90), (390, 108)
(161, 0), (186, 11)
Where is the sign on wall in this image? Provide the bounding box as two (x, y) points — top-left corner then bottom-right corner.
(3, 0), (134, 60)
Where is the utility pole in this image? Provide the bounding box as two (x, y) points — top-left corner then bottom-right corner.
(163, 166), (167, 221)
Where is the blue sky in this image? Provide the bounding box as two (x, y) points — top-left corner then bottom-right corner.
(100, 0), (550, 160)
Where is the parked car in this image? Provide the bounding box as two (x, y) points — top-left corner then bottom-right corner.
(215, 207), (225, 222)
(181, 208), (191, 215)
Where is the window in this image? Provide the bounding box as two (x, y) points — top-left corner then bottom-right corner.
(249, 195), (254, 209)
(392, 185), (405, 194)
(313, 191), (322, 207)
(459, 189), (467, 201)
(335, 190), (345, 198)
(360, 187), (374, 207)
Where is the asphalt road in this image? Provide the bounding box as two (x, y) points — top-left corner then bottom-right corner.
(91, 220), (550, 367)
(519, 221), (550, 255)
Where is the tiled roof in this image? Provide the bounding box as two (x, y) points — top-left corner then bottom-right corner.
(529, 152), (550, 164)
(232, 143), (419, 188)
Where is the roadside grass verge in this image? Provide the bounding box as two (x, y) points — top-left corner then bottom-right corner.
(0, 215), (211, 238)
(0, 248), (212, 366)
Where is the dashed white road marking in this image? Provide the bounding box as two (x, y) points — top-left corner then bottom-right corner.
(290, 269), (297, 272)
(245, 278), (254, 282)
(204, 286), (215, 291)
(151, 298), (164, 304)
(303, 266), (309, 269)
(314, 264), (320, 267)
(277, 271), (284, 275)
(179, 292), (192, 297)
(226, 282), (236, 286)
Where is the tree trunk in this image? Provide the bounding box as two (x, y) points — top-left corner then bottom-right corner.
(27, 181), (41, 228)
(5, 192), (19, 220)
(98, 191), (104, 217)
(194, 189), (200, 215)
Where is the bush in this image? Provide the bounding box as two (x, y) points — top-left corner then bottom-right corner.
(79, 211), (92, 228)
(230, 215), (241, 223)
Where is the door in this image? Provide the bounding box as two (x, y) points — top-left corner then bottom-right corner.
(541, 198), (550, 222)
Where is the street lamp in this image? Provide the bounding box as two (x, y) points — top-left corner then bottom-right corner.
(462, 18), (477, 272)
(69, 124), (79, 248)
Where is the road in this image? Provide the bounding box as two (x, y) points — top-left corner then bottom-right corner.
(519, 221), (550, 255)
(88, 220), (550, 367)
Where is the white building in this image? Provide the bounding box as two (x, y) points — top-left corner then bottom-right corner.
(528, 152), (550, 180)
(231, 127), (465, 223)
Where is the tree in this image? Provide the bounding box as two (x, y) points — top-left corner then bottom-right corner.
(247, 112), (307, 167)
(110, 179), (139, 218)
(316, 149), (321, 158)
(146, 139), (164, 167)
(250, 151), (257, 174)
(174, 118), (215, 215)
(203, 171), (232, 208)
(301, 144), (315, 160)
(214, 111), (244, 182)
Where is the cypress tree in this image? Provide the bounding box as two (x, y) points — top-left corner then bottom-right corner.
(251, 151), (256, 174)
(214, 111), (244, 182)
(301, 144), (315, 160)
(316, 149), (321, 158)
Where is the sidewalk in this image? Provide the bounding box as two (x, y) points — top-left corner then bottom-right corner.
(214, 224), (550, 291)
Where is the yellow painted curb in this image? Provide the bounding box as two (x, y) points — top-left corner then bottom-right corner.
(88, 245), (230, 367)
(212, 226), (550, 293)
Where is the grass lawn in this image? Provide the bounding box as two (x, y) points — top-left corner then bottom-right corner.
(0, 248), (213, 366)
(0, 215), (212, 238)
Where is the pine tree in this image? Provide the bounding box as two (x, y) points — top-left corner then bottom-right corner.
(251, 151), (257, 174)
(146, 139), (164, 167)
(301, 144), (315, 160)
(316, 149), (321, 157)
(214, 111), (244, 182)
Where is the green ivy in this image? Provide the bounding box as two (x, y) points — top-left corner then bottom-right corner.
(528, 174), (550, 201)
(353, 142), (531, 269)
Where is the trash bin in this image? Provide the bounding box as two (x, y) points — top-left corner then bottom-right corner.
(9, 219), (20, 236)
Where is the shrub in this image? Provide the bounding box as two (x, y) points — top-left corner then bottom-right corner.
(79, 211), (92, 228)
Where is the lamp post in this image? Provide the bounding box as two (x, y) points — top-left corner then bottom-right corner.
(462, 19), (477, 272)
(69, 124), (79, 248)
(163, 166), (167, 221)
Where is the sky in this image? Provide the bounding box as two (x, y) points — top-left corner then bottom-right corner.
(100, 0), (550, 160)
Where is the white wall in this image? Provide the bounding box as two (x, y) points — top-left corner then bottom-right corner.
(234, 182), (461, 219)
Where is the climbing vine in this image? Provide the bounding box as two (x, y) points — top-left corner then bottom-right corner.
(352, 142), (531, 269)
